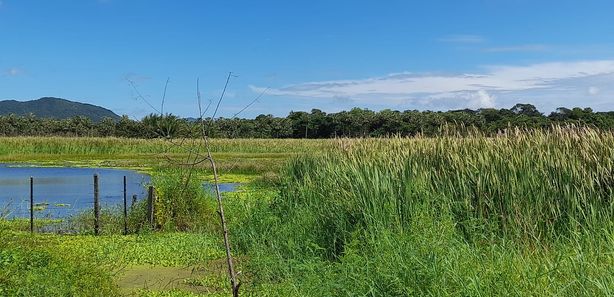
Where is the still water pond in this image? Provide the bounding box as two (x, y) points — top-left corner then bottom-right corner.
(203, 183), (241, 194)
(0, 164), (150, 218)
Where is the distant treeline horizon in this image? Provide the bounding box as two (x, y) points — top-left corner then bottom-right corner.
(0, 103), (613, 138)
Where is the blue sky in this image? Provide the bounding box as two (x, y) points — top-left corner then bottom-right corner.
(1, 0), (614, 118)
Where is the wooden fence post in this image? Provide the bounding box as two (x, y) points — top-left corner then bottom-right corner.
(123, 176), (128, 235)
(30, 177), (34, 233)
(94, 174), (100, 235)
(146, 186), (155, 229)
(131, 194), (137, 209)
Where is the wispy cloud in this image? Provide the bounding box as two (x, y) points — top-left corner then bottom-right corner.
(483, 44), (549, 53)
(4, 67), (24, 76)
(437, 34), (485, 44)
(252, 60), (614, 110)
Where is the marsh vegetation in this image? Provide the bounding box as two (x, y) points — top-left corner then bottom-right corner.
(1, 128), (613, 296)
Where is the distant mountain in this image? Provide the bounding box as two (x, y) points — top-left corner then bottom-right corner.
(0, 97), (120, 122)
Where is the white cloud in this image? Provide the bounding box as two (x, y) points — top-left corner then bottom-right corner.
(252, 60), (614, 111)
(470, 90), (496, 109)
(438, 34), (485, 43)
(5, 67), (23, 76)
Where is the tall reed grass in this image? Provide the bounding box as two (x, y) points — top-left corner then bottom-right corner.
(233, 127), (614, 296)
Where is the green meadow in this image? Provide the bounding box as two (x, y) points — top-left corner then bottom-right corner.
(1, 130), (613, 296)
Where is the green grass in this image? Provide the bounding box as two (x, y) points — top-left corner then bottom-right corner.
(0, 136), (272, 296)
(2, 133), (614, 296)
(0, 228), (119, 296)
(230, 128), (614, 296)
(0, 137), (331, 175)
(0, 225), (227, 296)
(0, 137), (332, 154)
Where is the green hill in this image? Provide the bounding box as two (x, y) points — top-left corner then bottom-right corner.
(0, 97), (120, 122)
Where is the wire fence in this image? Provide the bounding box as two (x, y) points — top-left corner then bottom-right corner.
(1, 174), (154, 235)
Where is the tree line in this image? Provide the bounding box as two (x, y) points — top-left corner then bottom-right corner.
(1, 103), (613, 138)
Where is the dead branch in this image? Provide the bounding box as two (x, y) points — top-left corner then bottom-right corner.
(197, 74), (240, 296)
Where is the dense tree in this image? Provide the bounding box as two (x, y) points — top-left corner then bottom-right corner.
(288, 111), (310, 138)
(0, 104), (613, 138)
(511, 103), (542, 117)
(115, 115), (142, 138)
